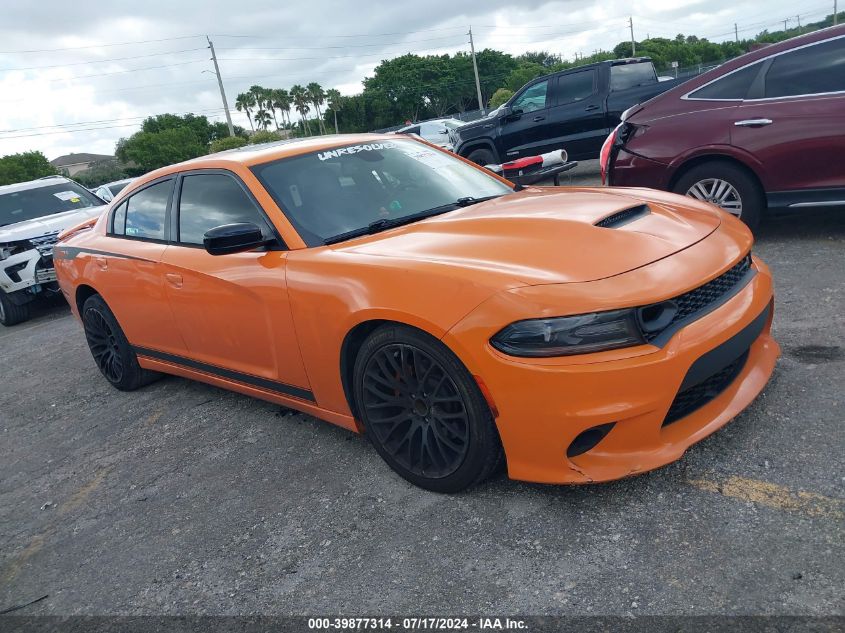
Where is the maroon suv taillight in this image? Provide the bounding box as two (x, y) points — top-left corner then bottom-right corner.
(600, 124), (621, 185)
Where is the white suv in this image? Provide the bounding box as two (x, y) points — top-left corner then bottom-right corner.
(0, 176), (106, 326)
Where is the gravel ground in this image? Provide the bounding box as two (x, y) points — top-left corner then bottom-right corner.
(1, 167), (843, 617)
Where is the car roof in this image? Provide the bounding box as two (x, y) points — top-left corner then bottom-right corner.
(135, 133), (409, 184)
(100, 178), (134, 188)
(0, 175), (73, 195)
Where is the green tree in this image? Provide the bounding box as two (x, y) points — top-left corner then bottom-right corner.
(307, 82), (327, 134)
(116, 127), (206, 174)
(249, 130), (283, 144)
(489, 88), (514, 109)
(290, 85), (312, 135)
(235, 92), (256, 131)
(0, 151), (57, 186)
(209, 136), (248, 153)
(325, 88), (342, 134)
(73, 160), (129, 188)
(271, 88), (292, 130)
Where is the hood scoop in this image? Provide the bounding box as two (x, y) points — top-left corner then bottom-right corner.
(595, 204), (651, 228)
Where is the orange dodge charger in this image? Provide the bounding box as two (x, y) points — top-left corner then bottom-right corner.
(55, 134), (779, 492)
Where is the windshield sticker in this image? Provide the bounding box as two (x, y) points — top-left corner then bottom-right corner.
(317, 142), (397, 161)
(53, 190), (82, 202)
(400, 146), (455, 168)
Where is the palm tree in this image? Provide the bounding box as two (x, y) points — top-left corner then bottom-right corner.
(326, 88), (341, 134)
(272, 88), (292, 132)
(307, 82), (326, 134)
(234, 92), (256, 131)
(254, 109), (272, 130)
(290, 84), (311, 136)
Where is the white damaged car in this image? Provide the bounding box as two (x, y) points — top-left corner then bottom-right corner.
(0, 176), (106, 326)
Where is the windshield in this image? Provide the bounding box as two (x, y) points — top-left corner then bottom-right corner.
(0, 182), (102, 227)
(251, 139), (512, 246)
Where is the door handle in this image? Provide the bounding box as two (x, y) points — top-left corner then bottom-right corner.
(734, 118), (773, 127)
(94, 256), (108, 271)
(584, 104), (600, 112)
(532, 115), (546, 122)
(165, 273), (183, 289)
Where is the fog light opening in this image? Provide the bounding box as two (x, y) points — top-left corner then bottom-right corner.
(566, 422), (616, 458)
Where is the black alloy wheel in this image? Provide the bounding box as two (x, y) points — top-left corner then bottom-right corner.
(84, 306), (124, 384)
(354, 324), (503, 492)
(362, 343), (470, 478)
(81, 294), (160, 391)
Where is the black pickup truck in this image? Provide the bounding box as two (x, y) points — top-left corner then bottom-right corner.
(451, 58), (685, 164)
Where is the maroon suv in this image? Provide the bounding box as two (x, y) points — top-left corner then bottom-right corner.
(602, 25), (845, 229)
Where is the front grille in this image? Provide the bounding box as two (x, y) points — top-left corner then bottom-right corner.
(29, 231), (61, 256)
(643, 254), (753, 343)
(663, 351), (749, 426)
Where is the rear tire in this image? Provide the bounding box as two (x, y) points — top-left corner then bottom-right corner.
(82, 294), (160, 391)
(353, 324), (503, 493)
(0, 290), (30, 327)
(673, 161), (764, 231)
(466, 147), (496, 167)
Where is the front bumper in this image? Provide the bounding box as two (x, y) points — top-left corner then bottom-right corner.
(444, 251), (779, 485)
(0, 247), (57, 295)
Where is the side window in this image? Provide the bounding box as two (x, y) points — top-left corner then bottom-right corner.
(124, 180), (172, 240)
(557, 70), (596, 105)
(764, 38), (845, 98)
(111, 200), (127, 235)
(178, 173), (269, 246)
(512, 80), (549, 114)
(688, 62), (763, 100)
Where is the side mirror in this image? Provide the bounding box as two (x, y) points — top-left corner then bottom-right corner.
(203, 223), (269, 256)
(502, 106), (522, 122)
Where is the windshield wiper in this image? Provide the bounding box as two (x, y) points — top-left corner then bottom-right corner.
(323, 195), (504, 245)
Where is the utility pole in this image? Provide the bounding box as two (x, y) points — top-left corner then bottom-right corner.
(468, 27), (485, 115)
(734, 23), (739, 42)
(796, 15), (802, 32)
(629, 17), (636, 56)
(835, 0), (838, 25)
(207, 36), (235, 137)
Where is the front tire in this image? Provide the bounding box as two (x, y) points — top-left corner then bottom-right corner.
(353, 324), (503, 493)
(82, 294), (160, 391)
(466, 147), (496, 167)
(0, 290), (30, 326)
(673, 161), (764, 231)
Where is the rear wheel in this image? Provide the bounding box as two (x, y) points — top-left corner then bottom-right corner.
(82, 294), (160, 391)
(0, 290), (30, 327)
(673, 161), (764, 231)
(353, 324), (503, 493)
(466, 147), (496, 167)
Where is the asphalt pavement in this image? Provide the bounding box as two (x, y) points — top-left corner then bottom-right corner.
(1, 167), (843, 616)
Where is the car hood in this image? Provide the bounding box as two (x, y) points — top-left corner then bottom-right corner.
(337, 188), (722, 286)
(0, 205), (106, 243)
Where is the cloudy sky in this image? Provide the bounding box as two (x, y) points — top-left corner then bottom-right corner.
(0, 0), (835, 160)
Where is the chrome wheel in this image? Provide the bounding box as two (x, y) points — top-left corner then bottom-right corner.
(686, 178), (743, 217)
(362, 343), (470, 479)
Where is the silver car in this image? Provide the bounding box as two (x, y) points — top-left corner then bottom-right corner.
(93, 178), (134, 202)
(395, 118), (465, 151)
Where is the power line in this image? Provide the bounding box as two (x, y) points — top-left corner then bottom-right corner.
(0, 47), (208, 72)
(216, 34), (470, 51)
(0, 35), (207, 54)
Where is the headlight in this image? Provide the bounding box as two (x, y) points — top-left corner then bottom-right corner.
(490, 309), (645, 357)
